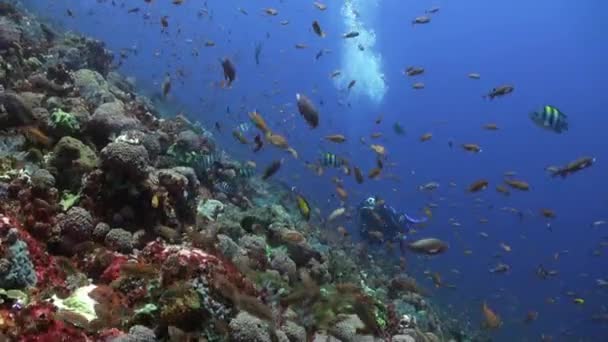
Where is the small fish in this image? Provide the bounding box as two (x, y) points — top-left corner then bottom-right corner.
(404, 66), (424, 76)
(412, 16), (431, 25)
(524, 311), (539, 324)
(161, 74), (171, 98)
(499, 242), (512, 252)
(262, 160), (282, 180)
(540, 209), (556, 218)
(419, 182), (440, 192)
(469, 180), (489, 193)
(347, 80), (357, 90)
(320, 152), (346, 168)
(420, 133), (433, 142)
(591, 220), (607, 228)
(253, 134), (263, 152)
(314, 2), (327, 11)
(325, 134), (346, 143)
(330, 70), (342, 78)
(393, 122), (406, 135)
(266, 132), (290, 149)
(296, 93), (319, 128)
(337, 226), (349, 237)
(343, 31), (360, 39)
(550, 156), (595, 178)
(127, 7), (140, 13)
(368, 168), (382, 179)
(489, 262), (510, 274)
(468, 73), (481, 79)
(296, 194), (311, 221)
(426, 6), (440, 14)
(312, 20), (325, 37)
(504, 179), (530, 191)
(462, 143), (482, 153)
(328, 207), (346, 221)
(249, 111), (269, 134)
(483, 123), (499, 130)
(407, 238), (448, 255)
(232, 130), (249, 144)
(370, 144), (386, 156)
(264, 8), (279, 16)
(237, 7), (248, 15)
(482, 302), (502, 329)
(529, 105), (568, 133)
(573, 298), (585, 305)
(294, 43), (308, 49)
(221, 58), (236, 87)
(353, 167), (364, 184)
(160, 16), (169, 29)
(483, 84), (514, 100)
(335, 185), (348, 200)
(280, 20), (290, 26)
(66, 9), (75, 17)
(496, 184), (510, 196)
(205, 40), (215, 47)
(412, 82), (425, 89)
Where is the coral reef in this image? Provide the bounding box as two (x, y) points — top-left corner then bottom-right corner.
(0, 4), (478, 342)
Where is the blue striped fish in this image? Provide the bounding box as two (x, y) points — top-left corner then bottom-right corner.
(529, 105), (568, 133)
(319, 152), (346, 168)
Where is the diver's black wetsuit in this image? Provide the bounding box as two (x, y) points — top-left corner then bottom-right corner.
(357, 196), (427, 242)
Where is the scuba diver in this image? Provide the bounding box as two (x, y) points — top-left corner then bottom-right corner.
(357, 196), (428, 243)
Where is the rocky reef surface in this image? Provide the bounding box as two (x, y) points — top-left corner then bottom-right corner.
(0, 3), (481, 341)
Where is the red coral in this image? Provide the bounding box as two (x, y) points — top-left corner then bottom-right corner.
(141, 240), (256, 296)
(16, 302), (88, 342)
(0, 214), (67, 292)
(100, 255), (128, 284)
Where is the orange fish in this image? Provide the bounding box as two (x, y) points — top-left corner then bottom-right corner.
(483, 123), (499, 130)
(468, 180), (489, 193)
(265, 132), (289, 149)
(482, 302), (502, 329)
(336, 186), (348, 200)
(368, 168), (382, 179)
(249, 111), (269, 133)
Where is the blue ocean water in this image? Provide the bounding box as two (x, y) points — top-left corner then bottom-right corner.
(23, 0), (608, 340)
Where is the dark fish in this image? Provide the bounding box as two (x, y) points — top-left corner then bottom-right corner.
(296, 93), (319, 128)
(312, 20), (325, 37)
(215, 181), (237, 195)
(483, 85), (514, 100)
(262, 160), (282, 180)
(254, 41), (263, 65)
(347, 80), (356, 91)
(405, 66), (424, 76)
(161, 16), (169, 29)
(127, 7), (140, 13)
(393, 122), (406, 135)
(253, 134), (263, 152)
(529, 105), (568, 133)
(221, 58), (236, 87)
(161, 74), (171, 98)
(66, 9), (75, 17)
(353, 167), (364, 184)
(214, 121), (221, 132)
(343, 31), (360, 38)
(550, 156), (595, 178)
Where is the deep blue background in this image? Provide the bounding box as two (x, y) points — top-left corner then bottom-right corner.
(22, 0), (608, 340)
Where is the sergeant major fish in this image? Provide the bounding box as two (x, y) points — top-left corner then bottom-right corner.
(529, 105), (569, 133)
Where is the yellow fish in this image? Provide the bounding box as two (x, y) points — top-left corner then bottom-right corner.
(296, 195), (311, 221)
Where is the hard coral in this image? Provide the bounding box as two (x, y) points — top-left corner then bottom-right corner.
(100, 141), (149, 181)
